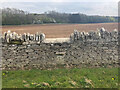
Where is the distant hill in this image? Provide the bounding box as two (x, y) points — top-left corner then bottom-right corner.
(1, 8), (118, 25)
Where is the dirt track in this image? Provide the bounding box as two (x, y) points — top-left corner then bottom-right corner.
(2, 23), (118, 38)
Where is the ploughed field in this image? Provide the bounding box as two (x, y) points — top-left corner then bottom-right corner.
(2, 23), (118, 38)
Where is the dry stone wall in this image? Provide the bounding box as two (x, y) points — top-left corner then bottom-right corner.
(1, 28), (119, 70)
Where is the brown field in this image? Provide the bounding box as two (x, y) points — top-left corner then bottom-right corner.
(2, 23), (118, 38)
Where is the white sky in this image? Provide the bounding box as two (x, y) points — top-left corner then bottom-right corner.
(0, 0), (119, 16)
(0, 0), (119, 2)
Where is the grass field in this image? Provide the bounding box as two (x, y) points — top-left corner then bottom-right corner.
(2, 68), (118, 88)
(2, 23), (118, 38)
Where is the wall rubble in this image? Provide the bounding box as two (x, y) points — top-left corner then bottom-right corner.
(1, 27), (119, 70)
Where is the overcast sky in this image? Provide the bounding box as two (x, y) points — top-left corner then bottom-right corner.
(0, 0), (119, 2)
(0, 0), (119, 16)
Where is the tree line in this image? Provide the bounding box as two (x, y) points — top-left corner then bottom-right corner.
(1, 8), (118, 25)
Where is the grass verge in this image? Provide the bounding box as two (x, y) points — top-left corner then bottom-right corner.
(2, 68), (118, 88)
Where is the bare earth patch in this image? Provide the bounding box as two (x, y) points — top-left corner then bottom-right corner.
(44, 38), (70, 43)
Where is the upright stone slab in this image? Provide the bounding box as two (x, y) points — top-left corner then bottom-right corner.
(40, 33), (45, 43)
(22, 33), (26, 42)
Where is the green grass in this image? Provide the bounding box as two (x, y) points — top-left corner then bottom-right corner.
(2, 68), (118, 88)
